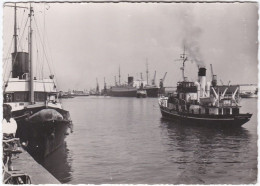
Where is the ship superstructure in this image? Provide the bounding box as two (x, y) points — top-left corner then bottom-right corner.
(158, 49), (252, 127)
(3, 3), (72, 158)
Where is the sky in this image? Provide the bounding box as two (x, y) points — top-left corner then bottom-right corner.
(3, 2), (258, 91)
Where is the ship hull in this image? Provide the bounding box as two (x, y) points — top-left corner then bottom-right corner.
(240, 94), (257, 98)
(12, 106), (72, 159)
(160, 106), (252, 127)
(137, 93), (147, 98)
(144, 87), (159, 97)
(109, 87), (137, 97)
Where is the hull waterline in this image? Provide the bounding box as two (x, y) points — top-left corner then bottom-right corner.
(160, 106), (252, 127)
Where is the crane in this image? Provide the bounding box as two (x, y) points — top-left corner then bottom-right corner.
(162, 72), (167, 83)
(210, 64), (214, 80)
(210, 64), (218, 86)
(152, 71), (156, 85)
(220, 79), (224, 85)
(96, 78), (99, 93)
(103, 77), (107, 95)
(159, 72), (167, 95)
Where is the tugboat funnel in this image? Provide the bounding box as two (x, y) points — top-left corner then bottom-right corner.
(198, 67), (206, 97)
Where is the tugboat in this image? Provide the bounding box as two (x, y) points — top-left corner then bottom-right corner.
(3, 4), (72, 158)
(136, 90), (147, 98)
(159, 49), (252, 127)
(136, 80), (147, 98)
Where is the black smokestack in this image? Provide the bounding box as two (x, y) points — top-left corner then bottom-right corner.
(198, 67), (206, 76)
(128, 76), (134, 85)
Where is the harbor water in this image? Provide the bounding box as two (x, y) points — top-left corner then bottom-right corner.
(42, 96), (257, 184)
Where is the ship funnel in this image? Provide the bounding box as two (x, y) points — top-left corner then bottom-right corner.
(198, 67), (206, 97)
(12, 52), (29, 79)
(128, 76), (134, 86)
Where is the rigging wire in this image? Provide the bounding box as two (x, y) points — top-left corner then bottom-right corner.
(44, 28), (59, 90)
(37, 3), (60, 90)
(17, 8), (26, 51)
(33, 15), (53, 77)
(33, 27), (40, 79)
(3, 37), (14, 74)
(3, 16), (29, 90)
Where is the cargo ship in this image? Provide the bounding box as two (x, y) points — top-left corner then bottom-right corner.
(3, 4), (72, 158)
(159, 49), (252, 127)
(142, 63), (160, 97)
(109, 76), (137, 97)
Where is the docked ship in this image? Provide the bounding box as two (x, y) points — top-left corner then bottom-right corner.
(3, 4), (72, 158)
(72, 90), (90, 97)
(240, 88), (258, 98)
(142, 63), (160, 97)
(108, 67), (138, 97)
(136, 90), (147, 98)
(109, 76), (138, 97)
(159, 49), (252, 127)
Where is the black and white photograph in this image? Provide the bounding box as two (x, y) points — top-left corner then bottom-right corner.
(2, 1), (258, 184)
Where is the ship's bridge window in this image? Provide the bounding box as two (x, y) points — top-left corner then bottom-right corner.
(4, 93), (13, 103)
(232, 108), (239, 115)
(35, 92), (46, 102)
(223, 108), (231, 115)
(14, 92), (29, 102)
(48, 93), (58, 103)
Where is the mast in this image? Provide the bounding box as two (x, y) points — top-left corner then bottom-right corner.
(14, 3), (17, 53)
(96, 78), (99, 93)
(180, 46), (188, 81)
(29, 4), (34, 103)
(118, 65), (121, 85)
(146, 59), (149, 85)
(104, 77), (107, 90)
(114, 76), (117, 86)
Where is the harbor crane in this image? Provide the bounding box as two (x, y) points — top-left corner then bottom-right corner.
(162, 72), (167, 83)
(160, 72), (167, 89)
(152, 71), (156, 85)
(96, 78), (99, 93)
(210, 64), (218, 86)
(210, 64), (214, 80)
(220, 79), (224, 85)
(104, 77), (107, 90)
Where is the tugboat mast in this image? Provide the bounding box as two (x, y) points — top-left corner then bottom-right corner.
(179, 46), (188, 81)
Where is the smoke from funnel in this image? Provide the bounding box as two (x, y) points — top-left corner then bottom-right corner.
(180, 8), (205, 68)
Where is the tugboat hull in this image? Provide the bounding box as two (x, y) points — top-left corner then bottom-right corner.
(160, 107), (252, 127)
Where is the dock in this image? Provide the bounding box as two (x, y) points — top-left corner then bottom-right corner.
(11, 149), (60, 184)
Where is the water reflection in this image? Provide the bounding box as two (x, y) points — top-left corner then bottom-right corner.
(41, 142), (73, 183)
(160, 118), (252, 184)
